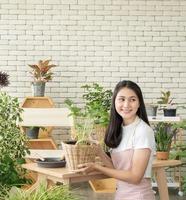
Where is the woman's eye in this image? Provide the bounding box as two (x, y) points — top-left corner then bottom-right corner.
(119, 98), (125, 102)
(130, 98), (136, 102)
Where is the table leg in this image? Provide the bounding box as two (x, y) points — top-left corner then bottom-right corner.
(27, 174), (48, 193)
(154, 167), (169, 200)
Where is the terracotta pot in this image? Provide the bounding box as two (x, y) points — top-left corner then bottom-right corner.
(156, 151), (169, 160)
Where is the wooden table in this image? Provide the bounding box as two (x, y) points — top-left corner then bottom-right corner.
(22, 159), (181, 200)
(152, 159), (181, 200)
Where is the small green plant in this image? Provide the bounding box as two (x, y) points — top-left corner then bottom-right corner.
(0, 184), (79, 200)
(157, 91), (173, 105)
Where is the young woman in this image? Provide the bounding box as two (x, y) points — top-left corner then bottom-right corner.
(78, 80), (155, 200)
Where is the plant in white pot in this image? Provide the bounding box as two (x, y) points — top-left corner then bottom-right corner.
(28, 59), (56, 96)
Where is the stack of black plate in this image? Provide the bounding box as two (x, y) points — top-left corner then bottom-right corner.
(36, 158), (66, 168)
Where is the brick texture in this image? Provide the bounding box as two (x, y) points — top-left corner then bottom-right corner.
(0, 1), (186, 149)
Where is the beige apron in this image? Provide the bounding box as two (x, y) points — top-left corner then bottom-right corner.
(111, 121), (155, 200)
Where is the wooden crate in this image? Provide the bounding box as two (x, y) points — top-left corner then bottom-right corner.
(89, 178), (116, 193)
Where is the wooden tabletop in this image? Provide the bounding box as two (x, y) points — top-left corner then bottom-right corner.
(22, 159), (182, 180)
(152, 159), (181, 168)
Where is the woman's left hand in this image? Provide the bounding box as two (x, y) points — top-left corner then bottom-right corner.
(77, 162), (97, 174)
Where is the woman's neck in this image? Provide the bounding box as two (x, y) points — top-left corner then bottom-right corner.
(123, 115), (137, 126)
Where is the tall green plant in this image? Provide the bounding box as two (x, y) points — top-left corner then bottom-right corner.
(0, 92), (29, 189)
(82, 83), (112, 126)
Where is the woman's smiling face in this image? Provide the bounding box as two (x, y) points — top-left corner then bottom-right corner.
(115, 87), (140, 125)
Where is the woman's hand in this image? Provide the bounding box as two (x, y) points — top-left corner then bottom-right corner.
(77, 162), (98, 174)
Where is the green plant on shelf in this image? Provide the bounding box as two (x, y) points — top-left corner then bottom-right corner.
(157, 90), (186, 109)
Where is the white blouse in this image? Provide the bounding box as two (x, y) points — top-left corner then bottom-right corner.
(112, 116), (155, 178)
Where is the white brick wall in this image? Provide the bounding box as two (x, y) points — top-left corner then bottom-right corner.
(0, 0), (186, 118)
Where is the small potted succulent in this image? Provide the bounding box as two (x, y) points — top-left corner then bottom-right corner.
(28, 59), (56, 96)
(157, 90), (186, 117)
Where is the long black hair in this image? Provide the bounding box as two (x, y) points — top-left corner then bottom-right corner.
(104, 80), (149, 148)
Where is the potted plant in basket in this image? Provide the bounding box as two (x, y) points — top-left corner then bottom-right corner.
(157, 90), (186, 117)
(63, 83), (112, 171)
(61, 112), (96, 171)
(63, 98), (96, 171)
(154, 121), (186, 160)
(28, 59), (56, 96)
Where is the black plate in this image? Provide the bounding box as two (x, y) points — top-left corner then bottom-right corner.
(36, 158), (66, 168)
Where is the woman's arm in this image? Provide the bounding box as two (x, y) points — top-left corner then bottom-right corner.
(79, 148), (151, 184)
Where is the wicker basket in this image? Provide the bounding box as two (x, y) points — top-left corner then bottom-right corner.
(62, 141), (97, 171)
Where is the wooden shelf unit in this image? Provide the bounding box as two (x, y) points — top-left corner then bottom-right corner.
(21, 97), (55, 138)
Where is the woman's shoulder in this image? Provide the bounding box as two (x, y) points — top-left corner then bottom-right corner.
(134, 119), (155, 150)
(136, 119), (154, 138)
